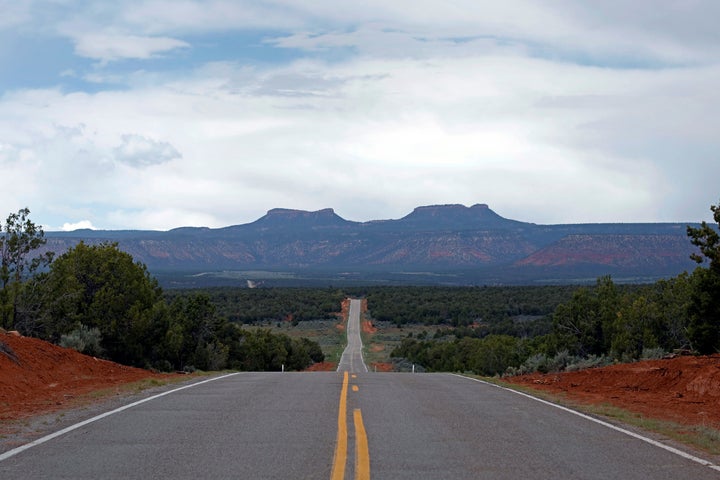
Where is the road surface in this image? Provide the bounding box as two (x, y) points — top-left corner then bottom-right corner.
(337, 298), (368, 373)
(2, 302), (719, 479)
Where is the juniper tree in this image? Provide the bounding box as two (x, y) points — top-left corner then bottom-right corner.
(686, 200), (720, 353)
(0, 208), (53, 329)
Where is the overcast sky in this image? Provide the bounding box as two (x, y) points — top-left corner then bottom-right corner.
(1, 1), (719, 231)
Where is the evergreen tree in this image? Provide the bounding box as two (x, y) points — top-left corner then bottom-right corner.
(686, 200), (720, 353)
(0, 208), (53, 329)
(39, 241), (165, 366)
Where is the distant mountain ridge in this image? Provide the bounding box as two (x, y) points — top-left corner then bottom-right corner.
(43, 204), (701, 286)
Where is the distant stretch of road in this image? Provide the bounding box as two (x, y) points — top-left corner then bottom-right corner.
(337, 298), (368, 374)
(2, 301), (719, 479)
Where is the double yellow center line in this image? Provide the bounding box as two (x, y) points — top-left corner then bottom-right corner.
(353, 408), (370, 479)
(331, 372), (370, 480)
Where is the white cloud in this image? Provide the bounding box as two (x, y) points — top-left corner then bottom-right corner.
(71, 33), (189, 62)
(113, 134), (181, 167)
(62, 220), (96, 231)
(120, 0), (306, 33)
(0, 1), (32, 29)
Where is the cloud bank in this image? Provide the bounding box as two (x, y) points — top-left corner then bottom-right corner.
(1, 1), (718, 230)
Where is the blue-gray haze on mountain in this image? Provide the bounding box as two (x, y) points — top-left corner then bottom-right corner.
(43, 204), (700, 286)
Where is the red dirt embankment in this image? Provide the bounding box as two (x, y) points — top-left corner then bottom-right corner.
(336, 298), (351, 332)
(304, 361), (336, 372)
(505, 355), (720, 427)
(362, 321), (377, 334)
(369, 362), (394, 372)
(0, 333), (170, 421)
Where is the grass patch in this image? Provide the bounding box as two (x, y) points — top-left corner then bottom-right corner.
(360, 320), (439, 367)
(78, 373), (200, 403)
(583, 402), (720, 456)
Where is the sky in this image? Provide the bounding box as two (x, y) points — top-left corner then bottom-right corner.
(1, 1), (719, 231)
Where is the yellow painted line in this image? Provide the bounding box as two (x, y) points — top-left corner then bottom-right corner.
(331, 372), (349, 480)
(353, 409), (370, 480)
(351, 374), (357, 379)
(352, 385), (359, 392)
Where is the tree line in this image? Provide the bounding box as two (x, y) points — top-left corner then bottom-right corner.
(357, 285), (586, 327)
(0, 209), (324, 372)
(166, 287), (347, 325)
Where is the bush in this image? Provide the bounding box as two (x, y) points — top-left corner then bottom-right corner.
(564, 354), (613, 372)
(60, 324), (103, 357)
(507, 350), (613, 376)
(640, 347), (666, 360)
(194, 342), (229, 371)
(391, 357), (426, 372)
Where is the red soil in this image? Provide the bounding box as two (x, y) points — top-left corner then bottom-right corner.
(0, 332), (173, 421)
(304, 361), (336, 372)
(505, 355), (720, 428)
(362, 321), (377, 334)
(339, 298), (351, 320)
(335, 298), (350, 333)
(369, 362), (394, 372)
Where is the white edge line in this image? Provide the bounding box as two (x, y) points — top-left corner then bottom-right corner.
(0, 372), (241, 463)
(450, 373), (720, 472)
(355, 300), (368, 373)
(357, 317), (369, 374)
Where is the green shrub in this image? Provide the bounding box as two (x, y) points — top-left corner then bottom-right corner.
(640, 347), (666, 360)
(60, 324), (103, 357)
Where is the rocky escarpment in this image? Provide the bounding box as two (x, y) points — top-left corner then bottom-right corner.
(43, 205), (701, 284)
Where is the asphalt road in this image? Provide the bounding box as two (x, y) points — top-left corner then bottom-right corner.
(2, 299), (719, 479)
(337, 298), (368, 373)
(1, 373), (719, 479)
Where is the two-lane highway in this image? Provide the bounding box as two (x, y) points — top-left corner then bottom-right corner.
(333, 297), (370, 479)
(3, 374), (719, 479)
(2, 298), (719, 479)
(337, 298), (368, 374)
